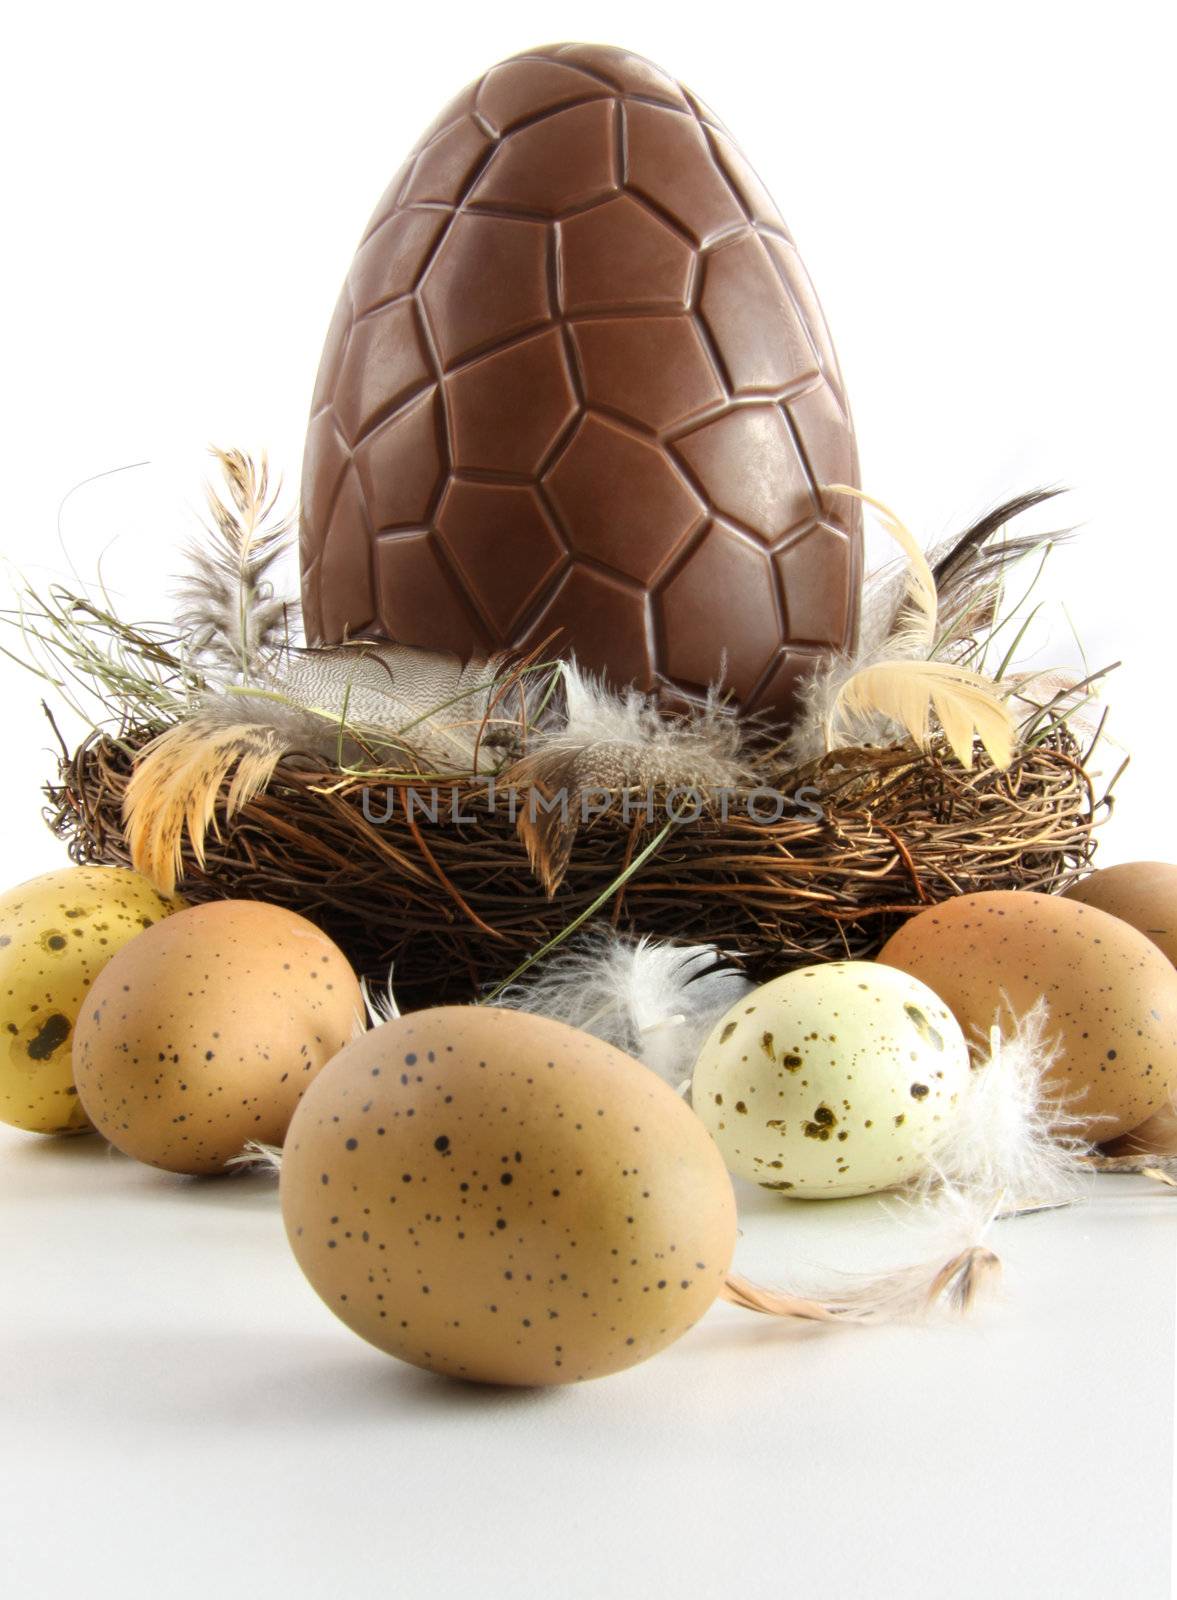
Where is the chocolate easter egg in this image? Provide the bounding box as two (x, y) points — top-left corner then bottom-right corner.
(300, 42), (861, 725)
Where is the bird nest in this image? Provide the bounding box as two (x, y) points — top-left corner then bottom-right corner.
(46, 717), (1107, 1010)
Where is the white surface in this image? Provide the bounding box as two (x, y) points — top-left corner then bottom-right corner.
(1, 1), (1176, 1594)
(1, 1131), (1173, 1597)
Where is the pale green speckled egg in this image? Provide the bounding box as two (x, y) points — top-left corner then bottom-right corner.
(692, 961), (970, 1198)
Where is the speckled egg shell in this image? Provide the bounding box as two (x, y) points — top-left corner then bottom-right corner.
(280, 1007), (737, 1386)
(0, 867), (184, 1135)
(1064, 862), (1177, 968)
(1101, 1097), (1177, 1157)
(878, 890), (1177, 1141)
(72, 900), (363, 1173)
(692, 962), (970, 1197)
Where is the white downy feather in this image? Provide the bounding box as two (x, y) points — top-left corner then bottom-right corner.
(916, 997), (1094, 1211)
(494, 924), (753, 1088)
(362, 971), (402, 1027)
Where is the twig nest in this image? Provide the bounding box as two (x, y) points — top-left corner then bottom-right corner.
(693, 962), (970, 1197)
(73, 901), (363, 1173)
(280, 1008), (737, 1385)
(878, 890), (1177, 1142)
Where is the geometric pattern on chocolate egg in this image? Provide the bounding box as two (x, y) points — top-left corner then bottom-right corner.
(299, 42), (862, 723)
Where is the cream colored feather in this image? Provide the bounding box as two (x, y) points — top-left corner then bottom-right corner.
(828, 658), (1015, 770)
(826, 484), (937, 653)
(124, 718), (288, 895)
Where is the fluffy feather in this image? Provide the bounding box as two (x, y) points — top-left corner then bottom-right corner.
(916, 999), (1092, 1212)
(136, 449), (518, 892)
(175, 448), (295, 680)
(507, 661), (754, 891)
(124, 714), (289, 894)
(827, 484), (937, 654)
(827, 658), (1015, 770)
(720, 1185), (1002, 1323)
(525, 661), (751, 787)
(788, 490), (1067, 767)
(494, 924), (753, 1089)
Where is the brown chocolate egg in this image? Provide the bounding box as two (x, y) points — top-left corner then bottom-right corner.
(280, 1007), (737, 1385)
(73, 901), (363, 1174)
(1063, 861), (1177, 967)
(878, 890), (1177, 1141)
(300, 41), (861, 727)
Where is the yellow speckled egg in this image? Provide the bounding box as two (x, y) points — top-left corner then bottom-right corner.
(1063, 862), (1177, 967)
(73, 900), (363, 1173)
(0, 866), (184, 1134)
(692, 962), (970, 1198)
(280, 1008), (737, 1386)
(879, 890), (1177, 1142)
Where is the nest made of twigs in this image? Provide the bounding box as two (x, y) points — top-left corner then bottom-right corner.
(46, 718), (1109, 1009)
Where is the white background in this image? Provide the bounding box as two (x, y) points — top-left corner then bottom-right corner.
(1, 2), (1175, 1595)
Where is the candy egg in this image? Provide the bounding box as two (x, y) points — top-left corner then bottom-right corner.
(73, 900), (363, 1173)
(0, 866), (184, 1134)
(299, 41), (862, 724)
(1063, 861), (1177, 967)
(878, 890), (1177, 1141)
(280, 1007), (737, 1385)
(692, 961), (970, 1197)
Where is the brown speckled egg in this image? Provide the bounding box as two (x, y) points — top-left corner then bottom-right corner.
(0, 866), (184, 1135)
(1063, 862), (1177, 967)
(878, 890), (1177, 1141)
(280, 1007), (737, 1386)
(73, 900), (363, 1173)
(1101, 1097), (1177, 1157)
